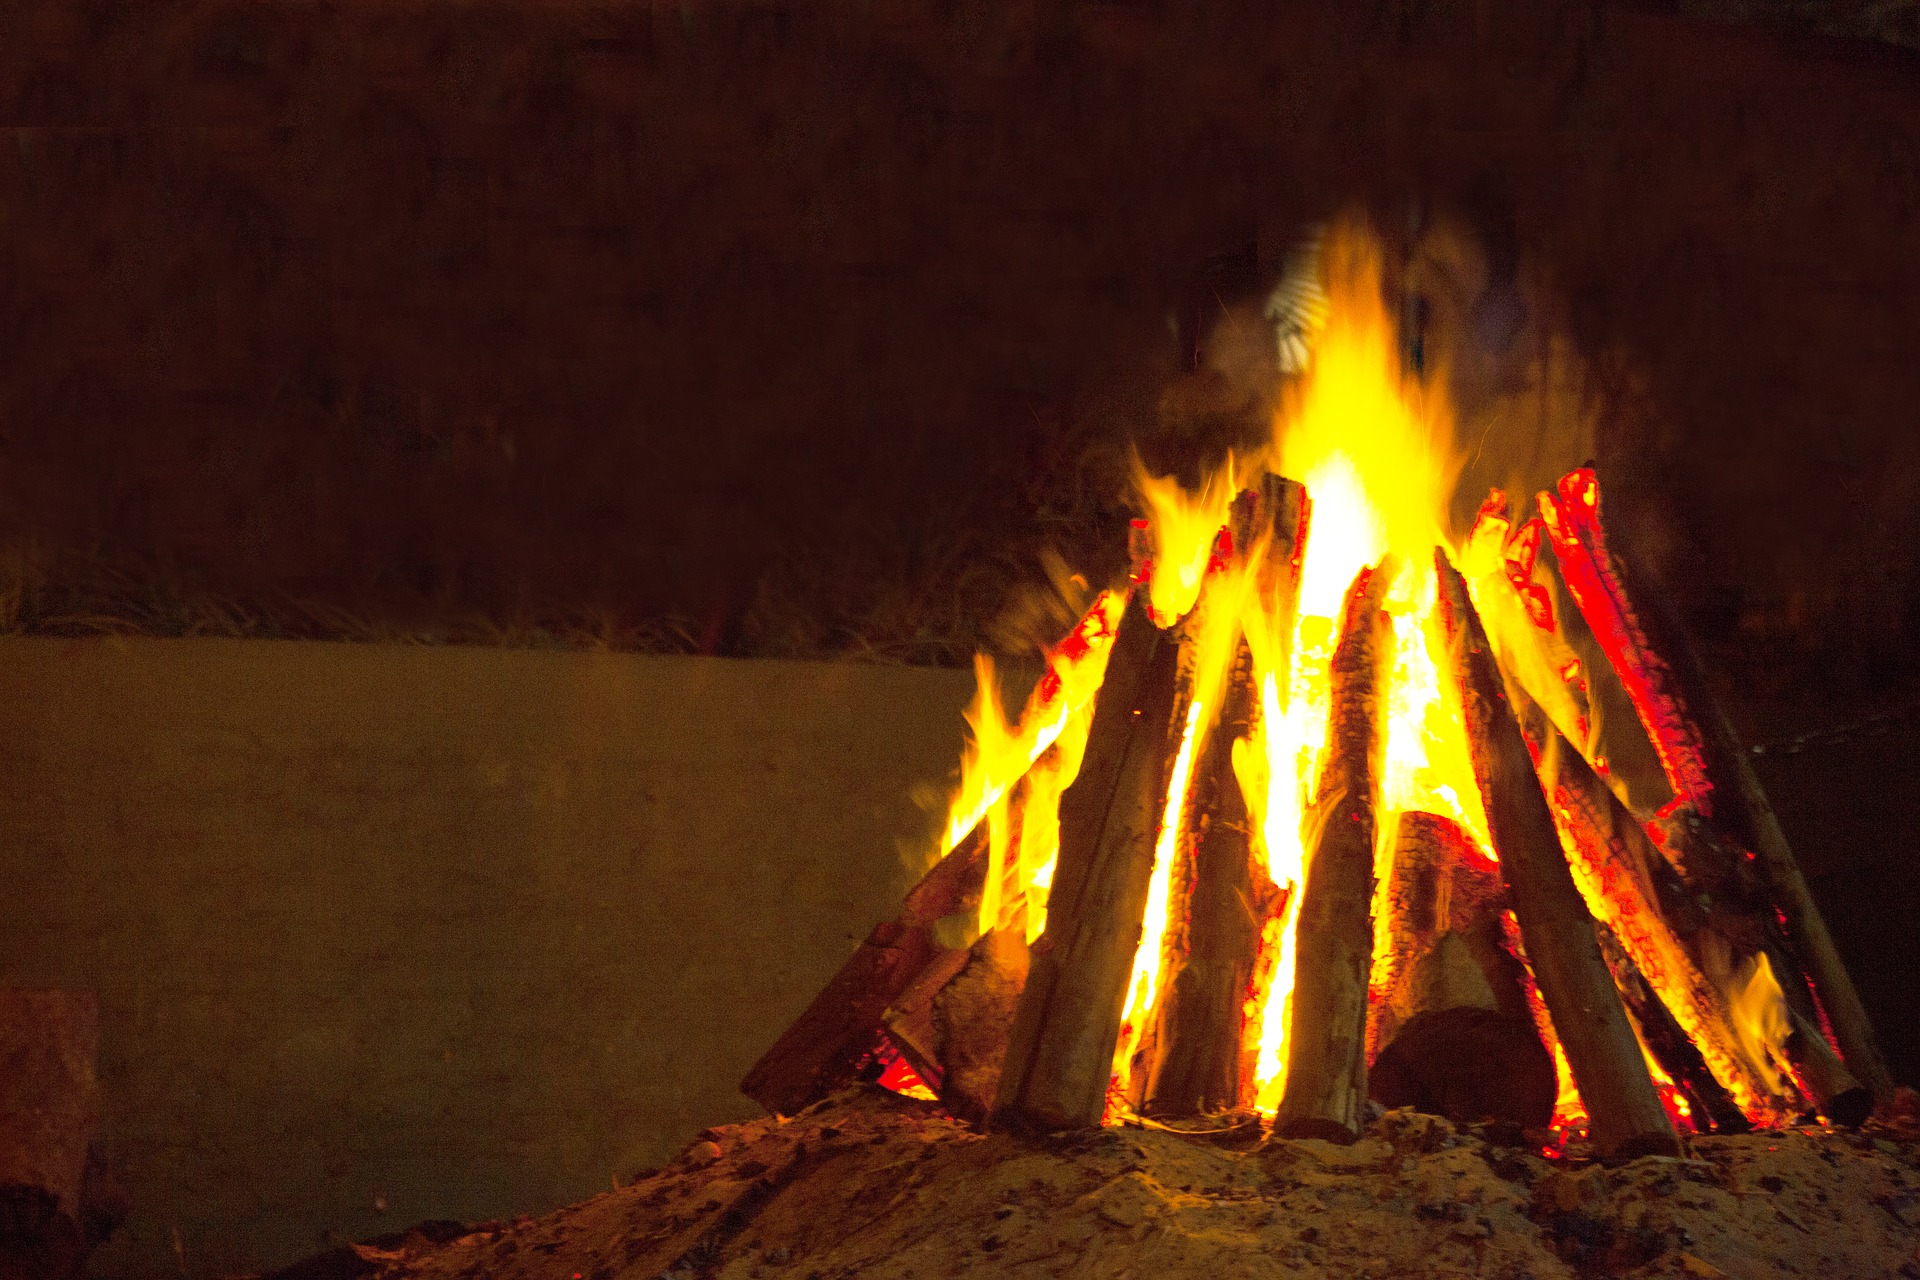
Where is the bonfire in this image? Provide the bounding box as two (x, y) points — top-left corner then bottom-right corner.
(271, 221), (1920, 1280)
(742, 221), (1891, 1158)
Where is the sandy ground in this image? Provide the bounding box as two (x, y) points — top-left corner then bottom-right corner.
(290, 1086), (1920, 1280)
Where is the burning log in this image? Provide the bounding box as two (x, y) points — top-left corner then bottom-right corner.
(880, 946), (976, 1092)
(1273, 560), (1393, 1143)
(1784, 1009), (1872, 1127)
(1716, 734), (1891, 1107)
(1541, 469), (1892, 1106)
(1591, 920), (1750, 1135)
(1524, 707), (1789, 1124)
(1129, 476), (1304, 1118)
(993, 589), (1195, 1132)
(1648, 624), (1891, 1111)
(932, 926), (1031, 1125)
(1129, 640), (1275, 1116)
(1435, 550), (1680, 1160)
(741, 823), (991, 1116)
(1367, 812), (1556, 1129)
(1472, 484), (1852, 1126)
(1510, 657), (1865, 1127)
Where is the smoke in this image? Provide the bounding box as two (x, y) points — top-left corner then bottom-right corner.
(1399, 214), (1603, 541)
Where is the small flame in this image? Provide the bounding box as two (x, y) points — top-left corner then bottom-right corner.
(1133, 456), (1240, 625)
(1730, 951), (1794, 1098)
(872, 1040), (939, 1102)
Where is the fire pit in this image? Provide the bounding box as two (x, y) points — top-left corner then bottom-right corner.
(743, 223), (1895, 1159)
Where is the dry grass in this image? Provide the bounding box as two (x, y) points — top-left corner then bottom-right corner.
(0, 419), (1136, 666)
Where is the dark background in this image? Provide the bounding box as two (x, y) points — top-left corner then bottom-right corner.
(1, 0), (1915, 1082)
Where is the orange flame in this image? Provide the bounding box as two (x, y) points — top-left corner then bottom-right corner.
(944, 592), (1127, 942)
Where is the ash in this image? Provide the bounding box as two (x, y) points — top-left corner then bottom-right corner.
(292, 1087), (1919, 1280)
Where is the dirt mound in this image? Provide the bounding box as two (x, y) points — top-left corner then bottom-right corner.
(296, 1087), (1920, 1280)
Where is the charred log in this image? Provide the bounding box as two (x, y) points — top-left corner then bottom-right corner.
(1274, 560), (1393, 1143)
(1127, 477), (1303, 1118)
(741, 823), (990, 1116)
(1131, 639), (1275, 1116)
(1520, 701), (1790, 1124)
(1783, 1008), (1872, 1127)
(880, 946), (976, 1092)
(933, 927), (1031, 1125)
(1435, 550), (1679, 1160)
(1647, 617), (1892, 1108)
(1591, 921), (1750, 1135)
(993, 590), (1194, 1132)
(1368, 812), (1556, 1129)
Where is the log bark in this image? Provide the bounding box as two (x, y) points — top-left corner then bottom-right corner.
(932, 927), (1031, 1125)
(1368, 813), (1556, 1129)
(992, 589), (1193, 1132)
(1131, 639), (1275, 1116)
(1783, 1007), (1872, 1127)
(1126, 476), (1303, 1118)
(1591, 921), (1750, 1135)
(740, 823), (990, 1116)
(1274, 560), (1393, 1143)
(1435, 550), (1679, 1160)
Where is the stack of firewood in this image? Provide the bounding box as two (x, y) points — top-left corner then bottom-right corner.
(742, 469), (1891, 1159)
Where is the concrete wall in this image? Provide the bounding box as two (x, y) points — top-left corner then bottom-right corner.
(0, 639), (974, 1278)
